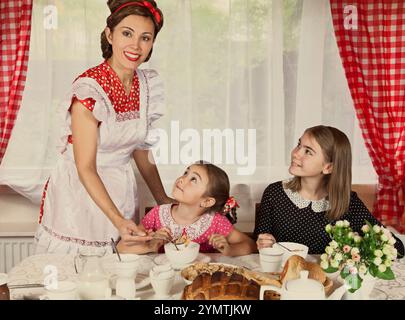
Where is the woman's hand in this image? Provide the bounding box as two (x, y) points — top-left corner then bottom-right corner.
(147, 227), (172, 252)
(208, 234), (231, 255)
(116, 218), (153, 245)
(256, 233), (276, 250)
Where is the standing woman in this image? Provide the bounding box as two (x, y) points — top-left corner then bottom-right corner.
(35, 0), (172, 254)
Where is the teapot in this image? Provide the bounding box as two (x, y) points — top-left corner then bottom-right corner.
(260, 270), (347, 300)
(74, 249), (111, 300)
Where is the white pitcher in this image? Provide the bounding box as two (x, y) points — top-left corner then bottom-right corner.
(74, 249), (111, 300)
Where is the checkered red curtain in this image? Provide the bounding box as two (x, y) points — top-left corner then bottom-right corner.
(0, 0), (33, 164)
(331, 0), (405, 233)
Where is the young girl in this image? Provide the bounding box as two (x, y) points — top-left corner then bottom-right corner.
(118, 161), (256, 256)
(255, 125), (405, 256)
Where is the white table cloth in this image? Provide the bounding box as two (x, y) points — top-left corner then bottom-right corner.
(7, 253), (405, 300)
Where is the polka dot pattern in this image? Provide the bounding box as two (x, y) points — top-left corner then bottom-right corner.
(67, 61), (141, 144)
(254, 180), (405, 255)
(76, 60), (140, 116)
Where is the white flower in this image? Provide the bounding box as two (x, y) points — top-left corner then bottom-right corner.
(336, 221), (344, 227)
(361, 224), (370, 233)
(347, 232), (354, 239)
(378, 264), (387, 273)
(321, 253), (328, 261)
(343, 220), (350, 227)
(331, 259), (339, 268)
(346, 259), (354, 267)
(354, 235), (362, 243)
(325, 224), (332, 232)
(388, 237), (397, 245)
(391, 248), (398, 258)
(320, 260), (329, 269)
(358, 264), (367, 275)
(383, 245), (391, 255)
(384, 259), (392, 267)
(381, 234), (388, 242)
(373, 225), (381, 233)
(382, 228), (392, 238)
(325, 246), (334, 255)
(374, 249), (383, 257)
(351, 247), (360, 255)
(373, 257), (382, 266)
(330, 240), (338, 249)
(334, 252), (343, 261)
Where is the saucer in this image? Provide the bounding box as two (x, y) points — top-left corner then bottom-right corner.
(153, 253), (211, 270)
(109, 272), (150, 290)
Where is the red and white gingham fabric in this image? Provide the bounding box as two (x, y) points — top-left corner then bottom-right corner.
(0, 0), (33, 164)
(331, 0), (405, 233)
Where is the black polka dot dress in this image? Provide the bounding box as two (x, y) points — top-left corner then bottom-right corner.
(254, 180), (405, 256)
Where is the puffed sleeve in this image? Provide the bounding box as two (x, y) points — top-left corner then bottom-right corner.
(254, 183), (276, 236)
(137, 69), (165, 150)
(70, 78), (111, 123)
(141, 205), (160, 231)
(212, 213), (234, 237)
(57, 78), (112, 154)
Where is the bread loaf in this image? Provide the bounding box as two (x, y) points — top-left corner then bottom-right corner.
(182, 271), (260, 300)
(280, 255), (326, 285)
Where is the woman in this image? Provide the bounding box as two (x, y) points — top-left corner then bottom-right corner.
(35, 0), (172, 254)
(254, 125), (404, 256)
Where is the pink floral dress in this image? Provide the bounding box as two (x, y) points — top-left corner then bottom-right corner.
(142, 204), (234, 253)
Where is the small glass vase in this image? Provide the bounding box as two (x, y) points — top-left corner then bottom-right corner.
(340, 273), (377, 300)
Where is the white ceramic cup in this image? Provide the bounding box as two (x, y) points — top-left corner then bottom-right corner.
(259, 247), (284, 272)
(41, 281), (78, 300)
(114, 254), (139, 300)
(149, 265), (175, 298)
(276, 242), (309, 266)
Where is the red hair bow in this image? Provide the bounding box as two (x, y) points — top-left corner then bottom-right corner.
(223, 196), (239, 214)
(110, 1), (162, 25)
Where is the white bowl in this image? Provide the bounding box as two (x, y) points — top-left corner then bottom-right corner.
(113, 254), (140, 278)
(164, 242), (200, 268)
(276, 242), (309, 265)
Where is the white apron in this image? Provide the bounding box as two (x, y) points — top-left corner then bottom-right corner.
(34, 68), (164, 254)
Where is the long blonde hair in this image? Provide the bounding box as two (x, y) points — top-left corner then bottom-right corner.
(285, 125), (352, 221)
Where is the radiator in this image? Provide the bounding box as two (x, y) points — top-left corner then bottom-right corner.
(0, 237), (35, 273)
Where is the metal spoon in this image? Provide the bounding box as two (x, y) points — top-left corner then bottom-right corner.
(152, 234), (180, 251)
(110, 238), (122, 261)
(275, 242), (304, 252)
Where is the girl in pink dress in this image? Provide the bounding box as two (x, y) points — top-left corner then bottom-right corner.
(118, 162), (256, 255)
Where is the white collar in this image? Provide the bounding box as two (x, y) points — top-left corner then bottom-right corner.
(158, 204), (215, 240)
(282, 180), (330, 212)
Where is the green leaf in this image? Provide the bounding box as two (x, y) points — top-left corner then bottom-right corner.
(323, 267), (339, 273)
(369, 264), (378, 277)
(376, 268), (395, 280)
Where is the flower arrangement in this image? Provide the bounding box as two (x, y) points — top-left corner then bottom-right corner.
(320, 220), (398, 292)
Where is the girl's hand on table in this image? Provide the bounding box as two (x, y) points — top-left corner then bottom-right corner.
(209, 234), (231, 255)
(256, 233), (276, 250)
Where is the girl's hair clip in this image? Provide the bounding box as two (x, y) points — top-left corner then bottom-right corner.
(223, 196), (239, 224)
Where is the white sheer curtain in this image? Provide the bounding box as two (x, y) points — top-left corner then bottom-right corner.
(0, 0), (376, 208)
